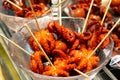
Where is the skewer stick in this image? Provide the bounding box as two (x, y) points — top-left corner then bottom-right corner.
(24, 24), (56, 70)
(82, 0), (94, 33)
(27, 0), (55, 70)
(6, 0), (23, 10)
(57, 0), (66, 7)
(27, 0), (41, 30)
(74, 69), (89, 78)
(59, 0), (62, 25)
(0, 34), (31, 56)
(88, 18), (120, 59)
(101, 0), (112, 25)
(42, 0), (66, 16)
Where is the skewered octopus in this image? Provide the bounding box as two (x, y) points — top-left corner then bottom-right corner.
(43, 58), (76, 77)
(86, 20), (110, 49)
(69, 0), (112, 22)
(15, 3), (48, 18)
(29, 29), (55, 54)
(29, 21), (110, 77)
(99, 29), (110, 49)
(47, 21), (76, 43)
(77, 55), (99, 73)
(68, 45), (99, 73)
(69, 3), (89, 18)
(69, 0), (102, 18)
(76, 48), (99, 73)
(30, 51), (45, 74)
(2, 0), (49, 18)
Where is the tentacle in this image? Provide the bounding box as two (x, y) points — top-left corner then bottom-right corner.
(30, 51), (45, 74)
(83, 60), (93, 73)
(54, 58), (76, 71)
(47, 21), (63, 36)
(62, 27), (76, 42)
(40, 39), (55, 54)
(68, 50), (82, 63)
(29, 30), (55, 54)
(76, 58), (88, 70)
(52, 49), (67, 59)
(79, 32), (92, 40)
(99, 34), (110, 49)
(70, 39), (80, 50)
(43, 65), (69, 77)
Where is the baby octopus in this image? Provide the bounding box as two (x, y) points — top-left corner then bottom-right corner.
(29, 29), (55, 54)
(30, 51), (45, 74)
(43, 58), (76, 77)
(47, 21), (76, 42)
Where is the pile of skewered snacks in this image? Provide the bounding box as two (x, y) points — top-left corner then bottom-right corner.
(69, 0), (120, 60)
(68, 0), (112, 22)
(2, 0), (50, 18)
(29, 21), (110, 77)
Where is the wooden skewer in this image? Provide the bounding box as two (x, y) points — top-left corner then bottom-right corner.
(28, 0), (55, 69)
(82, 0), (94, 33)
(24, 24), (56, 70)
(101, 0), (112, 25)
(0, 34), (31, 56)
(74, 69), (89, 78)
(59, 0), (62, 25)
(6, 0), (23, 10)
(57, 0), (66, 6)
(88, 18), (120, 59)
(27, 0), (41, 30)
(27, 0), (56, 70)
